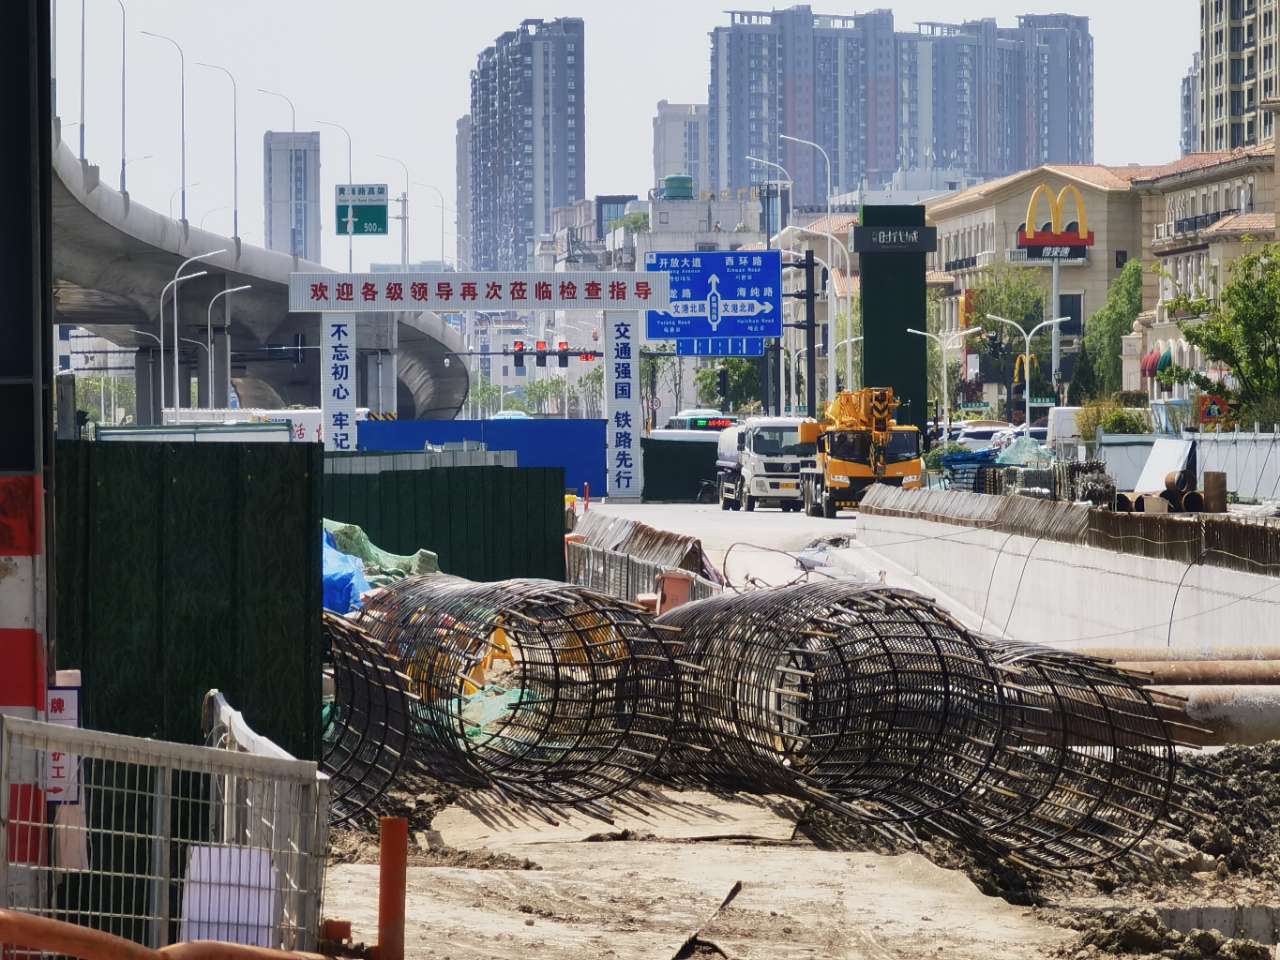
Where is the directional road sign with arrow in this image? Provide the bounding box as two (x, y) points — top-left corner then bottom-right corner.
(644, 250), (783, 341)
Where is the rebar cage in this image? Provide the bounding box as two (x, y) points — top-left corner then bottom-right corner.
(657, 582), (1188, 870)
(321, 612), (415, 826)
(0, 716), (328, 952)
(356, 576), (683, 805)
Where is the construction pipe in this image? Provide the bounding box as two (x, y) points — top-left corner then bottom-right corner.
(1118, 660), (1280, 685)
(1182, 490), (1205, 513)
(1054, 644), (1280, 663)
(1149, 685), (1280, 746)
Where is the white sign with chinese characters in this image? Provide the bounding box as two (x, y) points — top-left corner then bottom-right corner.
(289, 272), (670, 313)
(45, 685), (80, 804)
(321, 315), (358, 452)
(604, 310), (643, 501)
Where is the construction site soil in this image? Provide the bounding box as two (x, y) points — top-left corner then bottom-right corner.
(327, 744), (1280, 957)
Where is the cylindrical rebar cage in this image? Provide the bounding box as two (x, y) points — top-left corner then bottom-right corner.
(321, 611), (415, 826)
(356, 577), (682, 805)
(658, 582), (1009, 822)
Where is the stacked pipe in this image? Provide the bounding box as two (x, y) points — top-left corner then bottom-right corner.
(356, 577), (683, 807)
(321, 612), (416, 826)
(657, 583), (1191, 870)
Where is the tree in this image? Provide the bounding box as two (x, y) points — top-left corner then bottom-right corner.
(1084, 258), (1142, 395)
(1066, 340), (1098, 405)
(968, 263), (1047, 421)
(470, 379), (501, 418)
(1160, 241), (1280, 417)
(695, 358), (758, 410)
(576, 366), (604, 419)
(524, 374), (566, 414)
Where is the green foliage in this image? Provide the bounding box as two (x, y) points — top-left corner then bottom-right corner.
(576, 366), (604, 418)
(1100, 407), (1151, 435)
(607, 212), (649, 234)
(1083, 259), (1143, 395)
(924, 442), (967, 471)
(969, 263), (1046, 350)
(1113, 390), (1149, 408)
(695, 358), (759, 410)
(1160, 241), (1280, 409)
(524, 374), (567, 414)
(469, 379), (501, 417)
(1066, 344), (1097, 405)
(1078, 398), (1150, 438)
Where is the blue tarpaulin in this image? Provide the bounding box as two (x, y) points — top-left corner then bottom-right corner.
(323, 530), (371, 613)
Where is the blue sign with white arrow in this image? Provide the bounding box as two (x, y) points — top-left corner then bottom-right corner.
(675, 337), (765, 357)
(644, 250), (783, 341)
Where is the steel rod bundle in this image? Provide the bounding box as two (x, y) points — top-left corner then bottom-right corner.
(356, 576), (683, 805)
(321, 611), (416, 825)
(657, 582), (1189, 870)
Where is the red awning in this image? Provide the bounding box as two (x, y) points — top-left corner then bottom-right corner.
(1140, 349), (1160, 378)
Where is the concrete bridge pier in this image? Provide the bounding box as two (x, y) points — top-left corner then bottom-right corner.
(194, 327), (230, 409)
(134, 348), (159, 425)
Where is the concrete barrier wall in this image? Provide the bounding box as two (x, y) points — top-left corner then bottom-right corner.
(855, 510), (1280, 655)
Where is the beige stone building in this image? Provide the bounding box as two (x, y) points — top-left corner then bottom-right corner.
(925, 165), (1146, 410)
(1125, 145), (1275, 398)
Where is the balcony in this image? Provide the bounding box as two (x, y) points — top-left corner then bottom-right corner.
(1154, 208), (1240, 242)
(941, 250), (996, 273)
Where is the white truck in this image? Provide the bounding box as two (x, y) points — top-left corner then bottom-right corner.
(716, 416), (815, 513)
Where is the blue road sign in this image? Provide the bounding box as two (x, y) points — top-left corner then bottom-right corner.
(675, 337), (765, 357)
(645, 250), (782, 341)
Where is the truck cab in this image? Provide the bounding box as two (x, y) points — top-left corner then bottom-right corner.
(716, 416), (815, 512)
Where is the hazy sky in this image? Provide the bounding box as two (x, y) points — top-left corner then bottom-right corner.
(55, 1), (1195, 273)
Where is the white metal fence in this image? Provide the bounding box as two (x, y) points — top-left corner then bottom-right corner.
(0, 716), (328, 952)
(1095, 429), (1280, 502)
(566, 540), (723, 603)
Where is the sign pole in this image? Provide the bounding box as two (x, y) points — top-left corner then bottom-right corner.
(804, 249), (818, 418)
(1050, 256), (1061, 393)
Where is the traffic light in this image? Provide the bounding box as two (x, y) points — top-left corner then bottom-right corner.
(535, 340), (548, 367)
(717, 367), (729, 401)
(557, 341), (569, 368)
(580, 351), (597, 362)
(512, 340), (525, 369)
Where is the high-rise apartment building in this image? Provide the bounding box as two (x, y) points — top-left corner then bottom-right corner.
(1182, 52), (1203, 157)
(263, 131), (321, 261)
(898, 14), (1092, 178)
(468, 17), (586, 271)
(455, 115), (473, 268)
(653, 101), (710, 193)
(708, 6), (1093, 199)
(1199, 1), (1273, 150)
(708, 7), (898, 207)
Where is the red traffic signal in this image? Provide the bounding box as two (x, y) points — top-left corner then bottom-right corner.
(535, 339), (548, 367)
(557, 341), (570, 368)
(580, 351), (597, 362)
(512, 339), (525, 368)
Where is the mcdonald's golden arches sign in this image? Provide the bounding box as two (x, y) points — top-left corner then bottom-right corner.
(1017, 184), (1095, 260)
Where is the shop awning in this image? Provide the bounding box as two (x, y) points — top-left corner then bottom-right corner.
(1140, 349), (1160, 377)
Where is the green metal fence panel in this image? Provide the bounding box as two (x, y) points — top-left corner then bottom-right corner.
(54, 441), (322, 759)
(640, 439), (718, 502)
(320, 463), (564, 582)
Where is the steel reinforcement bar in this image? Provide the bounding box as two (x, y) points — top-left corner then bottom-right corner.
(656, 582), (1192, 870)
(355, 576), (684, 807)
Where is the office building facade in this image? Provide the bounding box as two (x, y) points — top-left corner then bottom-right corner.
(708, 6), (1094, 200)
(1182, 52), (1203, 157)
(468, 17), (586, 271)
(455, 115), (473, 268)
(653, 101), (710, 194)
(263, 131), (321, 261)
(1199, 0), (1275, 150)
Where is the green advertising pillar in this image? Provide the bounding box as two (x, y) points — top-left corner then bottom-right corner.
(854, 206), (937, 436)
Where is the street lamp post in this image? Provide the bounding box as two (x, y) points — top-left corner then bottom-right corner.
(986, 313), (1068, 430)
(790, 225), (854, 391)
(413, 182), (448, 268)
(259, 88), (297, 259)
(790, 347), (808, 416)
(207, 285), (251, 408)
(781, 134), (834, 407)
(169, 250), (226, 410)
(907, 326), (981, 436)
(151, 270), (205, 417)
(111, 0), (126, 191)
(79, 0), (85, 161)
(835, 336), (863, 396)
(317, 119), (354, 270)
(196, 61), (239, 239)
(130, 328), (160, 420)
(379, 155), (411, 269)
(168, 181), (200, 220)
(748, 155), (794, 415)
(141, 30), (187, 222)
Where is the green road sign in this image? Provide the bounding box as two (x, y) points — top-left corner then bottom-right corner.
(335, 183), (389, 236)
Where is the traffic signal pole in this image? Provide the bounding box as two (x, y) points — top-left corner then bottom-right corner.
(781, 249), (819, 418)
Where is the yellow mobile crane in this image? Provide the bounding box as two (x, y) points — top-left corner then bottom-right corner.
(797, 387), (925, 517)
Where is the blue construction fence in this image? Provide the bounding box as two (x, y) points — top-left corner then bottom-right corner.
(358, 418), (606, 496)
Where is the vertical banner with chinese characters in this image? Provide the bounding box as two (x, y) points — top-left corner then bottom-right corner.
(321, 314), (358, 452)
(46, 684), (80, 804)
(604, 310), (643, 501)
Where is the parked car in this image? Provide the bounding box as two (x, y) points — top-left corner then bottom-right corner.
(991, 425), (1049, 450)
(491, 410), (531, 420)
(953, 421), (1014, 450)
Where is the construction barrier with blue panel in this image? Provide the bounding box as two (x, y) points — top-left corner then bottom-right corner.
(358, 418), (606, 496)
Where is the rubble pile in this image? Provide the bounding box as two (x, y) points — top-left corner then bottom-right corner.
(1057, 909), (1271, 960)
